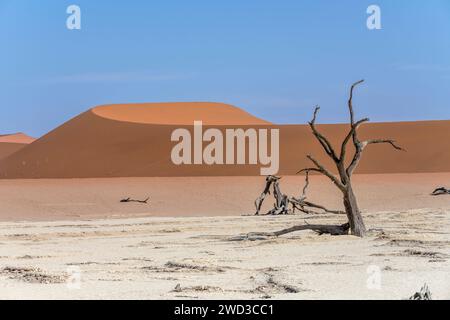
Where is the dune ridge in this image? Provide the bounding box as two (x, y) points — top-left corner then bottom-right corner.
(92, 102), (272, 125)
(0, 133), (35, 144)
(1, 102), (449, 178)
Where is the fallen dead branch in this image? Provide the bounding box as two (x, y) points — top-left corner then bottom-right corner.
(431, 187), (450, 196)
(229, 222), (350, 241)
(120, 197), (150, 204)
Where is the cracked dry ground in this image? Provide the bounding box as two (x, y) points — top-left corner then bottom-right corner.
(0, 208), (449, 299)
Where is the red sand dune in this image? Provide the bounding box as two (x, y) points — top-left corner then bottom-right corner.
(0, 133), (35, 161)
(0, 102), (449, 179)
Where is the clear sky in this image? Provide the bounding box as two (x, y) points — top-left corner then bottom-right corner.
(1, 0), (449, 137)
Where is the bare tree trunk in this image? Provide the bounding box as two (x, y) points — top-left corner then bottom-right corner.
(343, 184), (366, 237)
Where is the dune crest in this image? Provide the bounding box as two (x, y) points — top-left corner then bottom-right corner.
(92, 102), (272, 125)
(0, 133), (35, 144)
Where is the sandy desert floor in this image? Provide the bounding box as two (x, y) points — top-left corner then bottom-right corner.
(0, 208), (449, 299)
(0, 173), (449, 299)
(1, 173), (450, 221)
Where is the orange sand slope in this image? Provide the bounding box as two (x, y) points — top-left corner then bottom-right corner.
(0, 102), (449, 178)
(0, 133), (35, 160)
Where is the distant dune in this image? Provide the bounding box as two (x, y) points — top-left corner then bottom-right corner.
(0, 102), (449, 178)
(0, 133), (35, 144)
(0, 133), (35, 161)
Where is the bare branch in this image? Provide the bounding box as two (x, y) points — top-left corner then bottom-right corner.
(290, 197), (345, 215)
(306, 155), (346, 191)
(296, 167), (322, 175)
(365, 139), (405, 151)
(309, 106), (339, 162)
(302, 201), (345, 215)
(348, 80), (365, 125)
(291, 170), (345, 215)
(343, 80), (367, 176)
(347, 138), (405, 176)
(340, 117), (369, 162)
(346, 144), (363, 176)
(230, 223), (350, 240)
(301, 170), (310, 199)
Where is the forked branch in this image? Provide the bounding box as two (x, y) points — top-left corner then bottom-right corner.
(340, 117), (369, 162)
(309, 106), (339, 162)
(301, 155), (345, 191)
(347, 138), (405, 176)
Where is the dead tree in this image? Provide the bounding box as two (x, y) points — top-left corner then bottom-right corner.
(248, 80), (404, 238)
(254, 176), (293, 215)
(120, 197), (150, 204)
(254, 173), (345, 216)
(431, 187), (450, 196)
(294, 80), (404, 237)
(248, 172), (350, 237)
(254, 176), (281, 215)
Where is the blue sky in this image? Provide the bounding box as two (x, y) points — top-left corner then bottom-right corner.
(1, 0), (449, 137)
